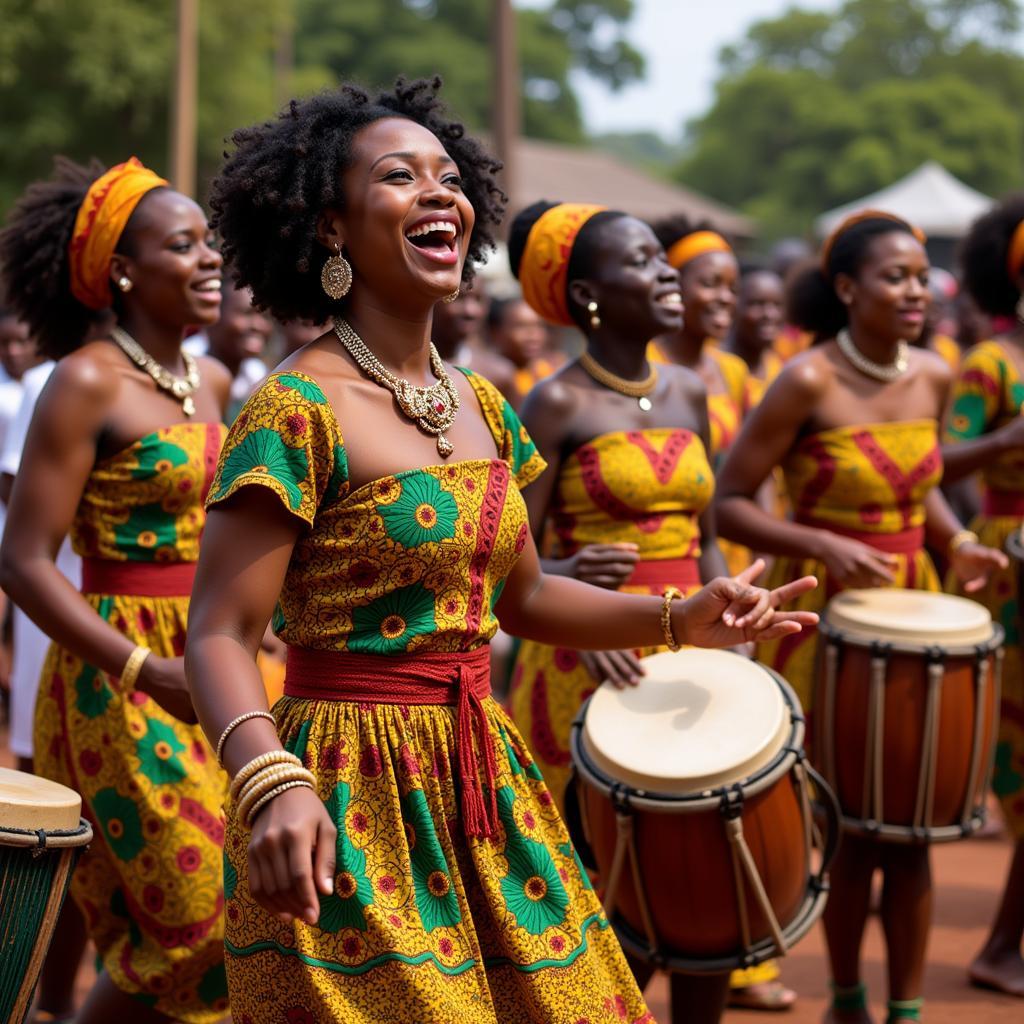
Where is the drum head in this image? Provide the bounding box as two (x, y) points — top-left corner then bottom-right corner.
(0, 767), (82, 833)
(581, 649), (790, 796)
(825, 589), (993, 647)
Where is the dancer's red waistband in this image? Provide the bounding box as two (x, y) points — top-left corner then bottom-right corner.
(983, 491), (1024, 517)
(81, 557), (196, 597)
(284, 645), (498, 839)
(624, 557), (701, 590)
(794, 519), (924, 556)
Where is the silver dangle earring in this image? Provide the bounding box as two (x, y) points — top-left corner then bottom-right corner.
(443, 290), (460, 304)
(1016, 292), (1024, 324)
(321, 244), (353, 300)
(117, 276), (133, 293)
(587, 301), (600, 330)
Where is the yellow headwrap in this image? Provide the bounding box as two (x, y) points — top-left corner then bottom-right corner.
(518, 203), (606, 326)
(1007, 220), (1024, 282)
(68, 157), (169, 311)
(666, 230), (733, 271)
(820, 209), (926, 276)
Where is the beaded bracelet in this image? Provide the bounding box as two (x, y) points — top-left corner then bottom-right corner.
(246, 780), (315, 828)
(120, 645), (151, 690)
(237, 766), (316, 826)
(661, 586), (684, 651)
(230, 750), (302, 802)
(216, 710), (277, 765)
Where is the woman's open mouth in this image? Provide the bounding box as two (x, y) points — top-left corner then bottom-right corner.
(405, 220), (460, 266)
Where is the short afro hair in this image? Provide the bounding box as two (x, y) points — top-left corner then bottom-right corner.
(0, 157), (114, 358)
(209, 77), (505, 324)
(960, 194), (1024, 318)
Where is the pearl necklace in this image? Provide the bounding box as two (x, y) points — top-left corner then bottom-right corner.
(110, 327), (200, 416)
(578, 350), (658, 411)
(333, 319), (460, 457)
(836, 328), (908, 383)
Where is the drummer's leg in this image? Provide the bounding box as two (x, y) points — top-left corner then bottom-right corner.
(879, 842), (932, 1002)
(969, 838), (1024, 995)
(669, 972), (730, 1023)
(822, 833), (880, 1021)
(34, 898), (88, 1019)
(75, 972), (176, 1024)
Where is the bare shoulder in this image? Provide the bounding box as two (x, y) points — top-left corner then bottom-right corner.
(771, 345), (833, 403)
(520, 364), (583, 424)
(196, 354), (232, 391)
(911, 344), (953, 387)
(659, 361), (708, 402)
(46, 342), (121, 408)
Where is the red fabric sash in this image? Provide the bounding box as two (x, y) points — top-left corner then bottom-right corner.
(81, 558), (196, 597)
(794, 518), (924, 556)
(983, 491), (1024, 518)
(284, 645), (498, 840)
(624, 557), (701, 590)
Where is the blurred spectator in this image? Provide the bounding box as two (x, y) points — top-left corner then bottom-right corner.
(487, 296), (564, 409)
(280, 317), (331, 357)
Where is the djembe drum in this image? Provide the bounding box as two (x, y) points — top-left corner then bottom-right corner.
(816, 588), (1002, 842)
(569, 649), (838, 974)
(0, 767), (92, 1024)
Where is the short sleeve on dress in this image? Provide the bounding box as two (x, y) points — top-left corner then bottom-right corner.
(458, 367), (546, 489)
(945, 341), (1005, 442)
(206, 371), (348, 525)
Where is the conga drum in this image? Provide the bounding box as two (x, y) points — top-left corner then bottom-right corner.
(816, 589), (1002, 842)
(569, 649), (838, 974)
(0, 767), (92, 1024)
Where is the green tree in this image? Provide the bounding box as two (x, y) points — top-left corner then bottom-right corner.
(681, 0), (1024, 239)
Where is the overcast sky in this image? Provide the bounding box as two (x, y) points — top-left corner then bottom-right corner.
(566, 0), (842, 139)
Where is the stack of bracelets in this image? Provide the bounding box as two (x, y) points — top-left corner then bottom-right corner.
(218, 711), (317, 829)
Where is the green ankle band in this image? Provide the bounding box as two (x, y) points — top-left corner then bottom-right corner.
(831, 982), (867, 1012)
(886, 997), (923, 1021)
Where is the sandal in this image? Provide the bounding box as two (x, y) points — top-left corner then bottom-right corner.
(727, 979), (797, 1011)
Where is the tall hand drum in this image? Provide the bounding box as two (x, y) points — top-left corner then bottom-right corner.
(569, 649), (838, 974)
(0, 767), (92, 1024)
(816, 589), (1002, 842)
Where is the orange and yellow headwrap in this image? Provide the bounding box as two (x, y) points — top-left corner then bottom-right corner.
(68, 157), (169, 310)
(666, 230), (733, 271)
(518, 203), (606, 326)
(1006, 220), (1024, 282)
(820, 209), (926, 276)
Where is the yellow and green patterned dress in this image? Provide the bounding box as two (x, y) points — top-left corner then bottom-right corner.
(758, 420), (943, 712)
(509, 428), (714, 812)
(33, 422), (229, 1022)
(207, 370), (654, 1024)
(945, 339), (1024, 836)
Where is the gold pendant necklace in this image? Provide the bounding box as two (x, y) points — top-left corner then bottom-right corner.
(333, 319), (460, 457)
(110, 327), (200, 416)
(578, 350), (657, 410)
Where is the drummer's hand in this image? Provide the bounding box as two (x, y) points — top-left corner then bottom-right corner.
(248, 786), (336, 926)
(570, 543), (639, 589)
(135, 655), (199, 724)
(814, 532), (897, 589)
(677, 560), (819, 647)
(951, 542), (1008, 594)
(580, 649), (645, 689)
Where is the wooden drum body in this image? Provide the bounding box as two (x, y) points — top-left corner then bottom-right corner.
(0, 767), (92, 1024)
(569, 650), (839, 975)
(816, 589), (1002, 843)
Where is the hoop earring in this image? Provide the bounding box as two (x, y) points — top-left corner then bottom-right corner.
(587, 301), (600, 330)
(443, 290), (460, 304)
(117, 276), (133, 293)
(1017, 292), (1024, 324)
(321, 244), (352, 300)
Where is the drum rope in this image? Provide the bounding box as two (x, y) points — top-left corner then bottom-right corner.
(723, 814), (788, 956)
(822, 641), (839, 790)
(865, 653), (888, 826)
(962, 648), (989, 831)
(913, 656), (944, 831)
(794, 761), (814, 877)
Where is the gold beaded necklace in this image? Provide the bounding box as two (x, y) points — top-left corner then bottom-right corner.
(578, 350), (658, 411)
(110, 326), (200, 416)
(333, 319), (461, 457)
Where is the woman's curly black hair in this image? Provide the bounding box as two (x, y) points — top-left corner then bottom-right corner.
(960, 194), (1024, 318)
(0, 157), (115, 358)
(209, 77), (506, 324)
(650, 213), (713, 252)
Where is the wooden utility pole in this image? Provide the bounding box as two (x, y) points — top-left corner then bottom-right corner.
(492, 0), (520, 211)
(170, 0), (199, 197)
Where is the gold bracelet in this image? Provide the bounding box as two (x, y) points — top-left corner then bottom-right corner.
(237, 765), (316, 825)
(661, 586), (684, 651)
(246, 779), (315, 829)
(949, 529), (979, 556)
(120, 645), (151, 690)
(229, 750), (302, 802)
(216, 710), (277, 765)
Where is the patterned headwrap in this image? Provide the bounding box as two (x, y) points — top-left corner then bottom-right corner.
(820, 209), (926, 277)
(68, 157), (169, 310)
(666, 230), (733, 271)
(518, 203), (606, 326)
(1006, 220), (1024, 282)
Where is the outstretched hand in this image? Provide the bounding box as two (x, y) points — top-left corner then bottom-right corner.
(678, 559), (819, 649)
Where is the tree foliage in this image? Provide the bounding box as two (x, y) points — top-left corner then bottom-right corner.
(680, 0), (1024, 239)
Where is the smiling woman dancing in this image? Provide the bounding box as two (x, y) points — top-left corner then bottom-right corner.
(184, 78), (818, 1024)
